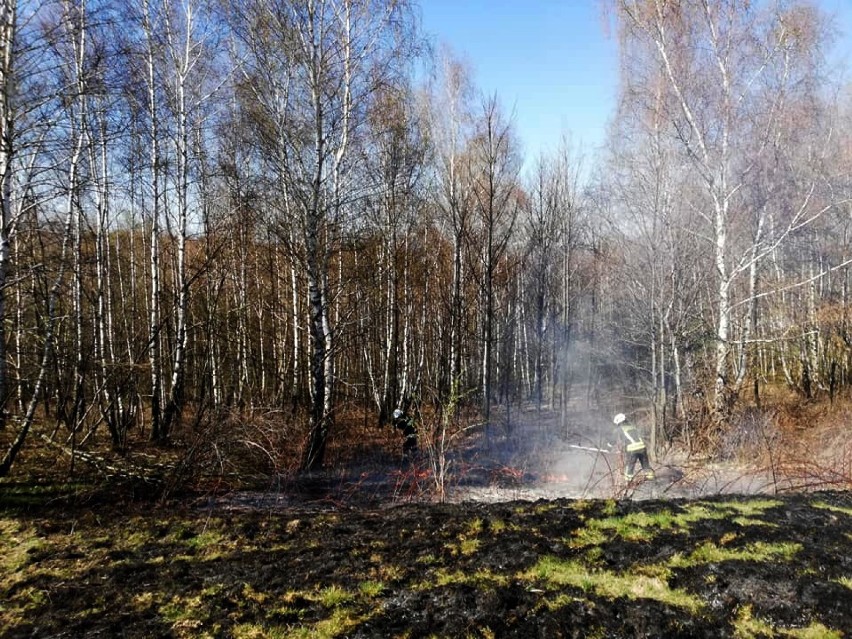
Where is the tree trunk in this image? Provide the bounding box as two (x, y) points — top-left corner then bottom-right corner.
(0, 0), (14, 433)
(143, 0), (163, 441)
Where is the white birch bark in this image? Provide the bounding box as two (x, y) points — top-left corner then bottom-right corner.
(0, 0), (14, 433)
(617, 0), (830, 422)
(0, 0), (16, 452)
(142, 0), (163, 440)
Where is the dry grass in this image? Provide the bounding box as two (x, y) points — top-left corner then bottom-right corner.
(733, 389), (852, 492)
(3, 383), (852, 504)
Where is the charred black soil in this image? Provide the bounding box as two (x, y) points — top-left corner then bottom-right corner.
(2, 487), (851, 638)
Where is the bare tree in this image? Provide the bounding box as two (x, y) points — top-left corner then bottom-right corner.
(616, 0), (838, 425)
(427, 49), (476, 403)
(468, 93), (520, 426)
(521, 139), (584, 413)
(0, 0), (15, 433)
(361, 83), (427, 422)
(232, 0), (418, 470)
(604, 74), (709, 451)
(0, 0), (79, 475)
(158, 0), (223, 436)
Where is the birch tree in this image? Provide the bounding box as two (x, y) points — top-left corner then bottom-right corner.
(522, 140), (584, 413)
(136, 0), (167, 440)
(0, 0), (14, 433)
(363, 84), (426, 423)
(469, 94), (520, 425)
(428, 50), (475, 402)
(158, 0), (221, 437)
(0, 0), (79, 475)
(233, 0), (417, 470)
(616, 0), (836, 424)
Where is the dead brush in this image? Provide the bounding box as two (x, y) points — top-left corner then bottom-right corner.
(161, 408), (305, 498)
(417, 394), (481, 502)
(390, 464), (434, 502)
(763, 398), (852, 492)
(715, 407), (781, 465)
(774, 425), (852, 492)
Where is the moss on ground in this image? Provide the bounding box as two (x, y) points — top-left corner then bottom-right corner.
(0, 489), (849, 638)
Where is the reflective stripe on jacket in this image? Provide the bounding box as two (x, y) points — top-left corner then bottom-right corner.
(620, 424), (646, 452)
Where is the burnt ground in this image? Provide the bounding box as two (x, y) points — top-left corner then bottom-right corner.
(2, 405), (852, 638)
(2, 485), (851, 638)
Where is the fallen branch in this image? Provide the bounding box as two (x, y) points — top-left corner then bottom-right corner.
(37, 432), (164, 485)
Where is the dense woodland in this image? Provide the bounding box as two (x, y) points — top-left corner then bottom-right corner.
(0, 0), (851, 479)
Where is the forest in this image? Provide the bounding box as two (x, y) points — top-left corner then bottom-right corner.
(0, 0), (851, 492)
(4, 1), (852, 637)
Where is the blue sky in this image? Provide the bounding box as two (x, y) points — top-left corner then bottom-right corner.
(420, 0), (852, 166)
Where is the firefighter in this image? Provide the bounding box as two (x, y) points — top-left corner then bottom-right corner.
(612, 413), (655, 481)
(393, 408), (418, 462)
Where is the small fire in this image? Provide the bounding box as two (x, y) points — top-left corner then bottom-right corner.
(539, 473), (570, 483)
(486, 466), (526, 486)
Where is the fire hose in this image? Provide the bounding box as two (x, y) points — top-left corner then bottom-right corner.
(567, 444), (613, 454)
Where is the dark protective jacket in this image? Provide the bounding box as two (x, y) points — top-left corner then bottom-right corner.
(617, 422), (646, 452)
(394, 413), (417, 454)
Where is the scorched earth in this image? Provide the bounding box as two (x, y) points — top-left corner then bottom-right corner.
(2, 486), (852, 638)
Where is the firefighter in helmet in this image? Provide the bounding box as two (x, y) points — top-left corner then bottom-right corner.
(612, 413), (655, 481)
(393, 408), (418, 462)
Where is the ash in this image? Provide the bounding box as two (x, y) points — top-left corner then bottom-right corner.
(444, 409), (790, 504)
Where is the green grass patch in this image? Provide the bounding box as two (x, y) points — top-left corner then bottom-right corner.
(704, 499), (782, 516)
(523, 556), (703, 613)
(833, 576), (852, 590)
(416, 553), (438, 565)
(471, 568), (509, 588)
(530, 502), (559, 514)
(583, 545), (605, 564)
(733, 604), (776, 638)
(600, 500), (618, 516)
(538, 592), (583, 612)
(454, 537), (480, 556)
(465, 518), (483, 535)
(232, 622), (288, 639)
(3, 584), (49, 618)
(812, 501), (852, 518)
(783, 623), (844, 639)
(730, 517), (776, 528)
(434, 569), (470, 587)
(569, 525), (607, 548)
(489, 519), (507, 533)
(314, 585), (354, 608)
(284, 607), (369, 639)
(130, 591), (158, 611)
(669, 541), (801, 568)
(734, 604), (845, 639)
(242, 583), (270, 605)
(570, 500), (595, 513)
(570, 506), (706, 547)
(159, 592), (206, 623)
(570, 500), (782, 549)
(118, 527), (152, 551)
(431, 567), (507, 589)
(185, 529), (225, 550)
(447, 519), (483, 556)
(0, 519), (42, 574)
(358, 580), (385, 598)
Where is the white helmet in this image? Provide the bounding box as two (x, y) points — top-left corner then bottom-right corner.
(393, 409), (403, 420)
(613, 413), (626, 425)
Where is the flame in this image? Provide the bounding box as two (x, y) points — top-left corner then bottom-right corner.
(489, 466), (525, 482)
(540, 473), (570, 483)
